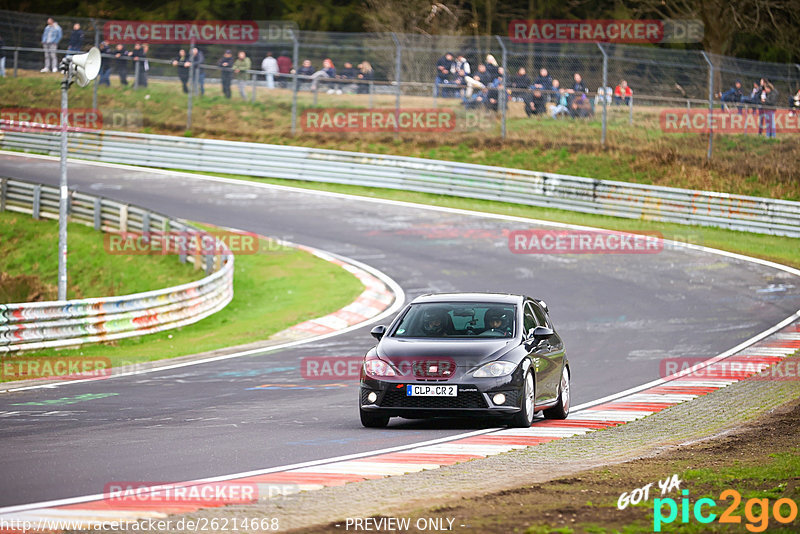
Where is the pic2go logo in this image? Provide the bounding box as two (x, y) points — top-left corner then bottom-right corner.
(654, 489), (798, 532)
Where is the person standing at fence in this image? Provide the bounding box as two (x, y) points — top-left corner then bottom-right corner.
(66, 23), (82, 55)
(234, 50), (251, 99)
(114, 43), (130, 85)
(614, 80), (632, 105)
(0, 33), (5, 78)
(172, 49), (190, 93)
(191, 47), (205, 95)
(761, 82), (778, 138)
(434, 52), (454, 97)
(41, 17), (62, 73)
(218, 50), (235, 98)
(132, 42), (148, 88)
(261, 51), (278, 89)
(98, 40), (112, 86)
(276, 51), (292, 87)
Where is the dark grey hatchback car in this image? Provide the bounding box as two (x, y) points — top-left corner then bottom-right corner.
(359, 293), (570, 428)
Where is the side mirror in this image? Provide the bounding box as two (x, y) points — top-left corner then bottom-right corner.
(370, 325), (387, 341)
(531, 326), (554, 341)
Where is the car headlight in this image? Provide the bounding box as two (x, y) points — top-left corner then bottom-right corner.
(473, 361), (517, 377)
(363, 358), (397, 378)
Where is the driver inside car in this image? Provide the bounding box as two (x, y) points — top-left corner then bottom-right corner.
(421, 308), (449, 337)
(482, 307), (512, 336)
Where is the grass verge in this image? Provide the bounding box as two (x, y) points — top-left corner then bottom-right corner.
(1, 213), (365, 380)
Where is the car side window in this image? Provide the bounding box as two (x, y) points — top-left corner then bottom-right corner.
(532, 303), (549, 327)
(523, 303), (536, 336)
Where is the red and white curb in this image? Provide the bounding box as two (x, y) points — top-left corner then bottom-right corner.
(2, 319), (797, 529)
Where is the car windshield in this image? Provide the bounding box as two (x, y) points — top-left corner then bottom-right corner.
(391, 302), (516, 338)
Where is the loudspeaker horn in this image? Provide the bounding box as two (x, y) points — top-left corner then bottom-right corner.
(71, 47), (101, 87)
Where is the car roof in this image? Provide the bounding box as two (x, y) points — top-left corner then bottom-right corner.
(409, 292), (525, 305)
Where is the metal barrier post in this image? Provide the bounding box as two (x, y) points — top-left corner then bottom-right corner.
(496, 36), (507, 140)
(598, 43), (608, 146)
(629, 96), (633, 125)
(93, 197), (101, 230)
(701, 52), (714, 161)
(251, 71), (257, 103)
(32, 185), (41, 220)
(0, 178), (6, 212)
(57, 69), (70, 300)
(290, 34), (299, 136)
(133, 60), (140, 90)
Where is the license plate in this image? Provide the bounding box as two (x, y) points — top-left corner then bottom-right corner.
(406, 385), (457, 397)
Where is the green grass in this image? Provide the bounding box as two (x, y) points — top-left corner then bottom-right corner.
(190, 172), (800, 270)
(0, 210), (201, 301)
(1, 212), (365, 378)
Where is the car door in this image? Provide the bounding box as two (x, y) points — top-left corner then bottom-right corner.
(523, 301), (557, 404)
(531, 301), (565, 402)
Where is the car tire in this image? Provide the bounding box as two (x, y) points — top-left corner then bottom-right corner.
(543, 366), (570, 420)
(360, 408), (390, 428)
(509, 370), (535, 428)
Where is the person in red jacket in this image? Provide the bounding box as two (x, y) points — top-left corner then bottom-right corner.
(614, 80), (632, 105)
(276, 51), (292, 88)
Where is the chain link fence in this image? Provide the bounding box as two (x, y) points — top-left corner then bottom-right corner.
(2, 9), (799, 157)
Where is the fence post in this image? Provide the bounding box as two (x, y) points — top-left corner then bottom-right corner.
(496, 36), (507, 140)
(597, 43), (608, 146)
(187, 39), (195, 131)
(391, 33), (401, 131)
(93, 197), (102, 230)
(0, 178), (6, 212)
(629, 96), (633, 125)
(92, 19), (100, 111)
(369, 80), (374, 108)
(250, 71), (257, 103)
(701, 51), (713, 161)
(33, 184), (41, 220)
(290, 33), (299, 136)
(133, 60), (140, 90)
(13, 48), (18, 77)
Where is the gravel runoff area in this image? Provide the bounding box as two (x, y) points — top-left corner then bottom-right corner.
(146, 354), (800, 534)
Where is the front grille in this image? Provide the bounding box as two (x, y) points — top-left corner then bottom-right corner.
(379, 386), (488, 409)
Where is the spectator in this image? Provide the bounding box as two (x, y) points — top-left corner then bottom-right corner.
(533, 68), (553, 89)
(522, 87), (546, 117)
(190, 47), (205, 95)
(435, 52), (454, 97)
(218, 49), (235, 98)
(356, 61), (373, 94)
(485, 54), (499, 80)
(741, 81), (761, 106)
(41, 17), (62, 73)
(277, 50), (292, 87)
(464, 65), (487, 99)
(113, 43), (130, 85)
(297, 59), (315, 77)
(454, 54), (471, 75)
(310, 58), (335, 92)
(510, 67), (531, 91)
(234, 50), (251, 99)
(172, 49), (190, 93)
(594, 87), (612, 108)
(569, 73), (587, 94)
(66, 23), (82, 55)
(614, 80), (632, 105)
(261, 51), (278, 89)
(717, 80), (743, 109)
(0, 34), (5, 78)
(790, 88), (800, 116)
(760, 82), (778, 138)
(571, 93), (593, 118)
(97, 40), (112, 86)
(485, 78), (507, 112)
(131, 42), (147, 87)
(451, 67), (468, 97)
(337, 61), (357, 93)
(550, 80), (570, 118)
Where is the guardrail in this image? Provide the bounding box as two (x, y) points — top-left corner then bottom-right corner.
(1, 125), (800, 237)
(0, 176), (234, 353)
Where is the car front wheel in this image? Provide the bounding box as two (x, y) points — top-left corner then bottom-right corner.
(360, 407), (390, 428)
(509, 370), (535, 428)
(543, 366), (570, 420)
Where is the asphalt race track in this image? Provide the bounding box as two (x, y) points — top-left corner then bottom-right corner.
(2, 152), (800, 508)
